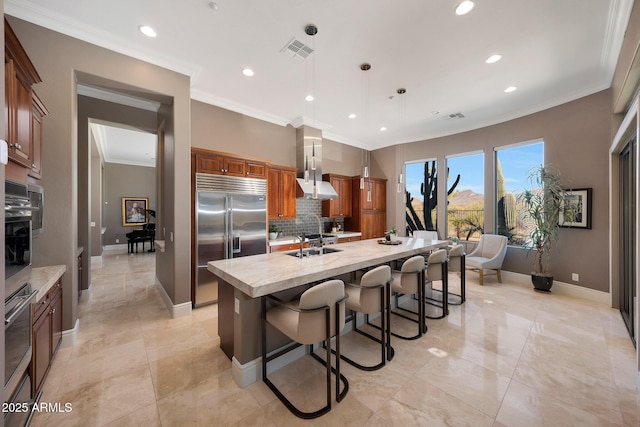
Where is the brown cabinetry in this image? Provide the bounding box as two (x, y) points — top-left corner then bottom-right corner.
(193, 148), (267, 179)
(321, 174), (352, 218)
(31, 279), (63, 395)
(4, 18), (47, 183)
(345, 177), (387, 240)
(337, 235), (361, 244)
(269, 242), (308, 253)
(267, 165), (297, 219)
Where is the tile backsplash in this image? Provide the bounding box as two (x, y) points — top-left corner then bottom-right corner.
(269, 198), (344, 236)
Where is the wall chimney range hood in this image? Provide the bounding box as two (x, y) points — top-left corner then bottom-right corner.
(295, 125), (338, 200)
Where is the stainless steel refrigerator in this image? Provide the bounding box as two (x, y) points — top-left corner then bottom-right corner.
(195, 173), (267, 307)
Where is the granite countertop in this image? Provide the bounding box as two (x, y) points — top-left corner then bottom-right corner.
(268, 231), (362, 246)
(29, 265), (67, 301)
(209, 237), (448, 298)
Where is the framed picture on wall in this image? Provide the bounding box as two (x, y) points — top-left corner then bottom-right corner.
(559, 188), (592, 229)
(122, 197), (148, 226)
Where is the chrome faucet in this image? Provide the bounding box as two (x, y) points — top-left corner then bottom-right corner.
(295, 233), (305, 258)
(305, 213), (323, 248)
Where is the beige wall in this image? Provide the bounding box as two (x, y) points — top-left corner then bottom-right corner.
(374, 89), (613, 292)
(103, 163), (156, 245)
(191, 100), (364, 176)
(8, 16), (192, 329)
(1, 1), (7, 389)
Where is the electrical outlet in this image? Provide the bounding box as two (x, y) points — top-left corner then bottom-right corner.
(115, 238), (119, 243)
(572, 273), (579, 282)
(170, 232), (174, 242)
(234, 298), (240, 314)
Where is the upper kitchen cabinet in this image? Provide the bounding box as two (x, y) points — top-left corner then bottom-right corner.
(321, 173), (352, 218)
(193, 148), (267, 179)
(5, 18), (47, 183)
(267, 165), (297, 220)
(346, 176), (387, 240)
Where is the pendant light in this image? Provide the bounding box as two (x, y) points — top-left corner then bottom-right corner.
(304, 24), (319, 198)
(360, 63), (371, 191)
(397, 88), (406, 193)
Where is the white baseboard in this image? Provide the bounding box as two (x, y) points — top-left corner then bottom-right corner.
(61, 318), (79, 348)
(155, 279), (192, 318)
(501, 271), (610, 305)
(104, 244), (129, 252)
(90, 255), (103, 265)
(232, 344), (307, 388)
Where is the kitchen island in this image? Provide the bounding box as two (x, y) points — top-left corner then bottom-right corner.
(208, 236), (449, 387)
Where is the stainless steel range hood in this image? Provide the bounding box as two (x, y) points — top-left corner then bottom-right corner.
(295, 126), (338, 200)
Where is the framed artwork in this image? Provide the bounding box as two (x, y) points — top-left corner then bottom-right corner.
(559, 188), (591, 229)
(122, 197), (148, 226)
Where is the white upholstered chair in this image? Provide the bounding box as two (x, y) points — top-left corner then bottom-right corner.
(344, 265), (393, 370)
(262, 279), (348, 419)
(465, 234), (508, 285)
(447, 244), (466, 303)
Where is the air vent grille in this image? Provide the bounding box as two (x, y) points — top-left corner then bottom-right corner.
(281, 37), (314, 61)
(196, 173), (267, 195)
(447, 112), (465, 119)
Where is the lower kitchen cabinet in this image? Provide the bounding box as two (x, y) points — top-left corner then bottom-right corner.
(31, 279), (62, 395)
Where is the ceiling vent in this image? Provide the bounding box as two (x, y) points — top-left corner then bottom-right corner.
(280, 37), (314, 61)
(445, 112), (466, 119)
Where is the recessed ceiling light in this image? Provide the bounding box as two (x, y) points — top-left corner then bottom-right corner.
(139, 25), (157, 38)
(242, 68), (254, 77)
(348, 113), (356, 119)
(305, 94), (314, 102)
(455, 0), (475, 15)
(208, 1), (219, 10)
(504, 86), (517, 93)
(380, 127), (387, 131)
(432, 111), (440, 115)
(485, 54), (502, 64)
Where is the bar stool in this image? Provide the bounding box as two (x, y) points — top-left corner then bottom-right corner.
(421, 249), (449, 319)
(447, 244), (466, 304)
(389, 255), (427, 340)
(262, 279), (348, 419)
(343, 265), (393, 371)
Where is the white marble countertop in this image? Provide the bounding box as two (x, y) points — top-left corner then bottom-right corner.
(209, 237), (448, 298)
(29, 265), (67, 301)
(268, 231), (362, 246)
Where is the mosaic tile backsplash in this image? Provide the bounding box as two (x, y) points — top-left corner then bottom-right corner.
(269, 198), (344, 236)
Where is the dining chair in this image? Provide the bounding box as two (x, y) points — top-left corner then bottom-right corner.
(466, 234), (508, 285)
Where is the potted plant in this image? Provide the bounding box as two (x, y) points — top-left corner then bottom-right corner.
(385, 226), (398, 242)
(518, 165), (568, 292)
(268, 226), (279, 240)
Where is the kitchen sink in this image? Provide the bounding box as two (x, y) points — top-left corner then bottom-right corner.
(285, 247), (343, 258)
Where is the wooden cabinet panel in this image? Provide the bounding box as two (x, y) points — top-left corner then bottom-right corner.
(31, 279), (63, 396)
(224, 157), (246, 176)
(337, 236), (361, 243)
(32, 305), (51, 394)
(246, 161), (267, 178)
(267, 165), (297, 219)
(193, 149), (267, 178)
(346, 176), (387, 239)
(5, 19), (45, 179)
(29, 92), (47, 179)
(270, 242), (308, 253)
(322, 174), (352, 218)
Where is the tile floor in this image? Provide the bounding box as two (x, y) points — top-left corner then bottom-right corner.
(31, 249), (640, 426)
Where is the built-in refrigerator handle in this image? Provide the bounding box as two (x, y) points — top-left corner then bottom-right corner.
(232, 235), (241, 254)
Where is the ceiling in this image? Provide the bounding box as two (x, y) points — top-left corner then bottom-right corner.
(5, 0), (635, 150)
(90, 122), (157, 167)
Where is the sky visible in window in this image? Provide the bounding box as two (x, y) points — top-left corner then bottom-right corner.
(404, 141), (543, 198)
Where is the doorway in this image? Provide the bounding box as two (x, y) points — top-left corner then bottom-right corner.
(619, 135), (636, 346)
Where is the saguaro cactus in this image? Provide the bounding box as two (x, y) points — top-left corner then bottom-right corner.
(496, 159), (516, 241)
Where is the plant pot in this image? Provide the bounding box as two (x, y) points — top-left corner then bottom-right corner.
(389, 233), (397, 242)
(531, 273), (553, 292)
(269, 232), (278, 240)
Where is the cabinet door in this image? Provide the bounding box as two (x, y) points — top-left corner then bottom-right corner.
(361, 211), (386, 239)
(51, 288), (63, 356)
(280, 169), (297, 219)
(372, 180), (386, 211)
(5, 59), (16, 144)
(224, 157), (246, 176)
(32, 308), (51, 395)
(246, 161), (267, 178)
(13, 78), (32, 167)
(196, 153), (224, 174)
(267, 168), (281, 219)
(339, 178), (352, 217)
(29, 92), (46, 179)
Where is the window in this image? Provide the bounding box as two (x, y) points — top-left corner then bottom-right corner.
(446, 153), (484, 242)
(495, 141), (544, 245)
(405, 159), (437, 235)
